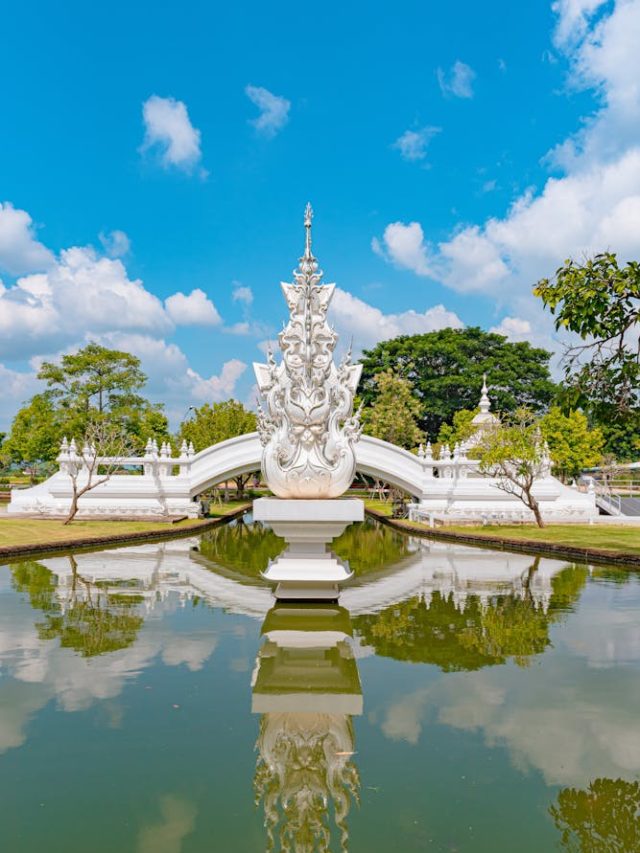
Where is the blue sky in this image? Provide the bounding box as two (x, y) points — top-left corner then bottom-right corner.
(1, 0), (639, 429)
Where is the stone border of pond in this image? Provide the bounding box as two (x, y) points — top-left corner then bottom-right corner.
(0, 504), (251, 562)
(365, 507), (640, 569)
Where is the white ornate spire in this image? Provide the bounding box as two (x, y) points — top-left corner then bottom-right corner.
(253, 205), (362, 499)
(479, 373), (491, 414)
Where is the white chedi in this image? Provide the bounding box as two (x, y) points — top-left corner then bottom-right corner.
(253, 205), (362, 499)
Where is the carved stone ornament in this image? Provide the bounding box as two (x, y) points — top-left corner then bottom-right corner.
(253, 205), (362, 499)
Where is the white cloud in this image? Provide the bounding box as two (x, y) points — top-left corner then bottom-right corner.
(0, 206), (249, 428)
(0, 203), (54, 276)
(245, 85), (290, 138)
(0, 364), (40, 429)
(375, 2), (640, 339)
(0, 246), (171, 359)
(140, 95), (204, 174)
(184, 358), (247, 402)
(99, 229), (130, 258)
(232, 284), (253, 305)
(95, 332), (247, 423)
(330, 287), (462, 351)
(372, 221), (434, 277)
(393, 126), (441, 162)
(552, 0), (608, 47)
(377, 586), (640, 788)
(437, 60), (476, 99)
(164, 288), (221, 326)
(224, 321), (251, 335)
(489, 316), (533, 341)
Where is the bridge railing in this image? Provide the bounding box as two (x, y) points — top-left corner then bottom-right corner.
(56, 437), (197, 479)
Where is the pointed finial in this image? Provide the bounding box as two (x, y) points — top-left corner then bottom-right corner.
(303, 202), (313, 258)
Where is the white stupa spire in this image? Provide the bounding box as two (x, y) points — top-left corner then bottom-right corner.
(479, 373), (491, 414)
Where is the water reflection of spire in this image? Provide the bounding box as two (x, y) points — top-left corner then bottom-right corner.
(252, 604), (362, 852)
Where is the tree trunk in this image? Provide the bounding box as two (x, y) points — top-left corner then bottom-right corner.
(64, 490), (80, 525)
(530, 496), (545, 528)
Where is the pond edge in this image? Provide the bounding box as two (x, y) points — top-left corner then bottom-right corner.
(365, 507), (640, 569)
(0, 504), (251, 563)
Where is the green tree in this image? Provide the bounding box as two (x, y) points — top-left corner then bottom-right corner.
(535, 253), (640, 415)
(361, 369), (424, 449)
(6, 344), (169, 469)
(3, 393), (61, 482)
(359, 327), (555, 439)
(179, 399), (257, 496)
(550, 777), (640, 852)
(437, 408), (477, 448)
(477, 408), (548, 527)
(178, 399), (257, 450)
(38, 342), (147, 415)
(540, 407), (604, 482)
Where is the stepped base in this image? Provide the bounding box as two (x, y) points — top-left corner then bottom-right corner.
(253, 497), (363, 601)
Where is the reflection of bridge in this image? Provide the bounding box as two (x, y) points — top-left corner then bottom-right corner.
(10, 430), (596, 521)
(41, 534), (567, 619)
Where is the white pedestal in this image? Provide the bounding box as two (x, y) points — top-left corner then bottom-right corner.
(252, 497), (364, 600)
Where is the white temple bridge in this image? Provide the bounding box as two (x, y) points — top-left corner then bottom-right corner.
(9, 426), (596, 521)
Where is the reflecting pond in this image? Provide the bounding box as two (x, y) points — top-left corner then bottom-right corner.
(0, 517), (639, 852)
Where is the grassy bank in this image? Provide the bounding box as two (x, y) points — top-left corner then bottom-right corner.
(0, 502), (250, 559)
(365, 501), (640, 565)
(446, 524), (640, 556)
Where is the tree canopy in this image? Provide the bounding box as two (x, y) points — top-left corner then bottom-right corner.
(540, 407), (604, 481)
(359, 327), (556, 439)
(437, 408), (478, 448)
(534, 253), (640, 414)
(360, 369), (424, 449)
(534, 253), (640, 461)
(5, 343), (169, 468)
(178, 399), (257, 452)
(38, 342), (147, 415)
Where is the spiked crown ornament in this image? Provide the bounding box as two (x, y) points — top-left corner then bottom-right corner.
(253, 205), (362, 498)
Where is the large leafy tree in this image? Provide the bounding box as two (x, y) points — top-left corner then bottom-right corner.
(534, 253), (640, 413)
(359, 328), (556, 439)
(38, 342), (147, 415)
(178, 399), (257, 451)
(534, 253), (640, 460)
(3, 394), (62, 481)
(540, 407), (604, 482)
(6, 344), (169, 469)
(178, 399), (257, 495)
(360, 369), (424, 449)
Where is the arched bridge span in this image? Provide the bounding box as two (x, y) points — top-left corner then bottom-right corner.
(189, 432), (425, 498)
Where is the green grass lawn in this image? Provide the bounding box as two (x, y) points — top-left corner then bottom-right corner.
(365, 500), (640, 556)
(0, 502), (249, 550)
(206, 500), (250, 517)
(448, 524), (640, 555)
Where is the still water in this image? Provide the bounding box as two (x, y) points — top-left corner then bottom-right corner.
(0, 517), (639, 852)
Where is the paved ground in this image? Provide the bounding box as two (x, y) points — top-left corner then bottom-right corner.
(619, 496), (640, 515)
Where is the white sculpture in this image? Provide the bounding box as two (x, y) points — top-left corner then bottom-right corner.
(253, 204), (362, 499)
